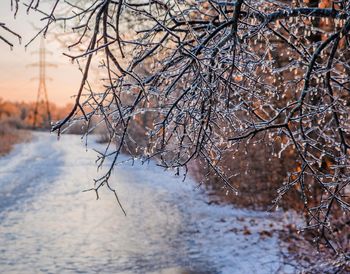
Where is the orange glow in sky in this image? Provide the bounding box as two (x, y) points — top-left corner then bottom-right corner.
(0, 3), (81, 106)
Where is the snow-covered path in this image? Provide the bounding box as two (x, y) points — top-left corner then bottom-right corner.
(0, 132), (295, 273)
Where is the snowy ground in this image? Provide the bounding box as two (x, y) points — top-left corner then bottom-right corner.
(0, 132), (298, 273)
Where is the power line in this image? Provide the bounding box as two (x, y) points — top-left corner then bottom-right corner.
(28, 38), (56, 128)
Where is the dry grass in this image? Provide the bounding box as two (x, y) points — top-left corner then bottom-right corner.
(279, 223), (350, 273)
(0, 129), (31, 156)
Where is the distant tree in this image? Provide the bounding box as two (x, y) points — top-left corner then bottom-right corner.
(11, 0), (350, 267)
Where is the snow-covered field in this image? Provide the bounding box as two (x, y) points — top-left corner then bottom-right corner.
(0, 132), (297, 273)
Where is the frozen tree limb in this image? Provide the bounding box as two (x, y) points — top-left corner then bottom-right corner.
(12, 0), (350, 262)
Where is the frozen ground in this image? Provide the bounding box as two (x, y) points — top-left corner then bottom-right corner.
(0, 132), (298, 273)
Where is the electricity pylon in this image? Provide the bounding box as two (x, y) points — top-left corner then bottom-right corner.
(28, 38), (56, 128)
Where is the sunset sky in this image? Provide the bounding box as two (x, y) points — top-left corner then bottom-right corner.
(0, 3), (81, 106)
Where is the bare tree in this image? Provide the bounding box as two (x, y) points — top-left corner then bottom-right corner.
(1, 0), (22, 48)
(12, 0), (350, 266)
(0, 23), (21, 49)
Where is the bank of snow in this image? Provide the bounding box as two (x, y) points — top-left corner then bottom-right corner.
(0, 132), (298, 273)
